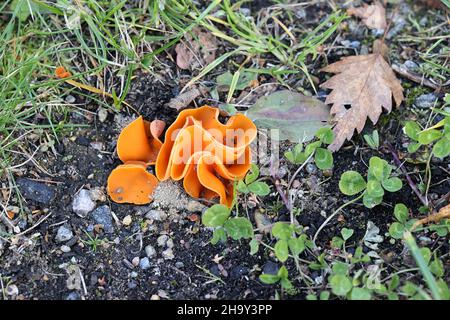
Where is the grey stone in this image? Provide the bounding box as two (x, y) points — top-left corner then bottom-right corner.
(404, 60), (419, 71)
(415, 93), (437, 109)
(139, 257), (151, 270)
(350, 41), (360, 49)
(65, 95), (76, 103)
(166, 238), (174, 249)
(162, 248), (174, 260)
(175, 261), (184, 269)
(145, 245), (156, 258)
(55, 225), (73, 243)
(145, 209), (167, 221)
(98, 108), (108, 123)
(157, 234), (168, 247)
(91, 205), (114, 233)
(306, 163), (317, 174)
(229, 265), (249, 280)
(72, 189), (96, 217)
(263, 261), (279, 275)
(60, 245), (71, 253)
(16, 178), (55, 204)
(65, 291), (80, 300)
(386, 18), (406, 40)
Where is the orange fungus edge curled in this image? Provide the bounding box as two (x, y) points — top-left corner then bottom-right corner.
(107, 162), (158, 205)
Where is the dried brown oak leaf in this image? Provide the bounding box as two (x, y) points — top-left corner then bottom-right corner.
(175, 28), (218, 70)
(320, 40), (404, 152)
(347, 0), (387, 30)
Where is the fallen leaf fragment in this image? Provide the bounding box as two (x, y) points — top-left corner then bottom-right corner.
(320, 40), (404, 151)
(419, 0), (446, 9)
(245, 90), (330, 143)
(166, 86), (207, 111)
(175, 28), (218, 70)
(347, 0), (387, 30)
(412, 204), (450, 231)
(55, 66), (136, 110)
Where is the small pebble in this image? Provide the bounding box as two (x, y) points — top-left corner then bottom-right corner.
(16, 178), (55, 204)
(72, 189), (96, 217)
(145, 245), (157, 258)
(175, 261), (184, 268)
(139, 257), (151, 270)
(145, 210), (167, 221)
(92, 205), (114, 233)
(89, 187), (106, 202)
(131, 257), (140, 267)
(65, 292), (80, 300)
(98, 108), (108, 122)
(162, 248), (174, 260)
(415, 93), (437, 109)
(403, 60), (419, 71)
(65, 95), (76, 103)
(157, 235), (168, 247)
(306, 163), (317, 174)
(55, 225), (73, 243)
(166, 238), (174, 249)
(262, 261), (279, 275)
(60, 245), (71, 253)
(186, 200), (206, 213)
(122, 215), (132, 226)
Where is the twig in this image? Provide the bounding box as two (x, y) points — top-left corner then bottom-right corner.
(79, 268), (88, 297)
(392, 64), (444, 91)
(288, 152), (315, 189)
(0, 274), (5, 301)
(411, 203), (450, 231)
(15, 212), (53, 237)
(385, 143), (429, 207)
(312, 193), (364, 248)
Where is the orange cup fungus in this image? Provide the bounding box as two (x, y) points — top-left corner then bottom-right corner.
(107, 106), (257, 207)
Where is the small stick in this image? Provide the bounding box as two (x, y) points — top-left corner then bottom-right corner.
(384, 143), (429, 207)
(411, 203), (450, 231)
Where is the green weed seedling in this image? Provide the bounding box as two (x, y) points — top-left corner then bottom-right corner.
(339, 156), (403, 208)
(285, 127), (334, 170)
(236, 164), (271, 197)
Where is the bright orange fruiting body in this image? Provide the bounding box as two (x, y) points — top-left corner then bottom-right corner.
(107, 106), (257, 207)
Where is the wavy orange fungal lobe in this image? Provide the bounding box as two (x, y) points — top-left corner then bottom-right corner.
(155, 105), (256, 207)
(107, 161), (158, 204)
(117, 116), (164, 165)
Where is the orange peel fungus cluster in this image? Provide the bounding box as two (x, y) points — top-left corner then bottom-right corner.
(107, 106), (257, 207)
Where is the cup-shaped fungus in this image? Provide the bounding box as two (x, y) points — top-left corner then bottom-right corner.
(107, 106), (256, 207)
(107, 117), (165, 204)
(155, 106), (257, 207)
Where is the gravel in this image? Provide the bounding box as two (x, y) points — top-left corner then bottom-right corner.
(60, 245), (71, 253)
(162, 248), (174, 260)
(145, 245), (157, 258)
(91, 205), (114, 233)
(145, 209), (167, 221)
(262, 261), (279, 275)
(55, 225), (74, 243)
(16, 178), (56, 204)
(139, 257), (151, 270)
(72, 189), (96, 217)
(157, 235), (168, 247)
(414, 93), (437, 109)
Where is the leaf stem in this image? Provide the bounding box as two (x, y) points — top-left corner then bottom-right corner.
(312, 193), (364, 248)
